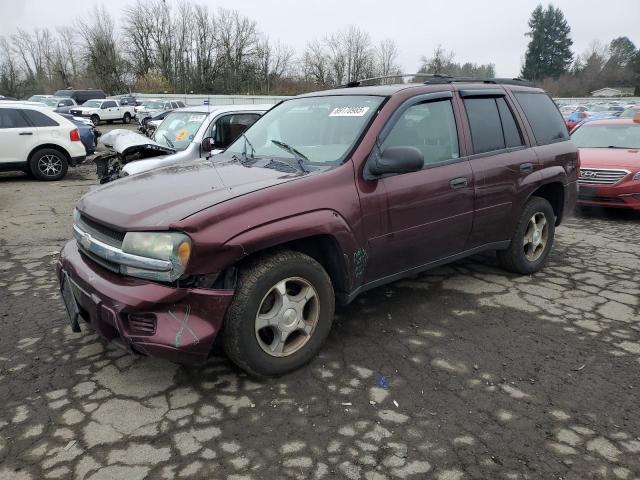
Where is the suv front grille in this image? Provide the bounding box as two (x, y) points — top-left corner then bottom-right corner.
(76, 214), (125, 248)
(578, 168), (629, 185)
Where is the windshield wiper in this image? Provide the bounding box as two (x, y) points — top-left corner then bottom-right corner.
(158, 132), (175, 149)
(269, 139), (309, 173)
(242, 133), (256, 159)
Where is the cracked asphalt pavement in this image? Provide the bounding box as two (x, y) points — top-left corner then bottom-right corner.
(1, 142), (639, 479)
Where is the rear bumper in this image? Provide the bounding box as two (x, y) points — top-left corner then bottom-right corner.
(56, 240), (234, 364)
(577, 182), (640, 210)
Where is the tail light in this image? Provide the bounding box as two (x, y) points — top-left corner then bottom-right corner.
(70, 128), (81, 142)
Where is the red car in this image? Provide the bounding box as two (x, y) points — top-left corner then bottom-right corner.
(565, 111), (588, 131)
(572, 116), (640, 210)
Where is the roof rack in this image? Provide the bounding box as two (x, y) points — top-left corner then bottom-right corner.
(341, 73), (450, 88)
(340, 74), (533, 88)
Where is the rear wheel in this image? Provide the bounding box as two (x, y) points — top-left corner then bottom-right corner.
(90, 114), (100, 126)
(29, 148), (68, 181)
(497, 196), (555, 274)
(222, 250), (335, 377)
(123, 112), (131, 124)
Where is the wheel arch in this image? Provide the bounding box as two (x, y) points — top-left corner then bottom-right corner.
(28, 143), (71, 163)
(529, 181), (565, 225)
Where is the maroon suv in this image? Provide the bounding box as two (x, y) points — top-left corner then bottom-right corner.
(57, 79), (578, 376)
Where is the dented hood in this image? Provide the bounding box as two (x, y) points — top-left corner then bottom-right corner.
(77, 156), (304, 229)
(100, 129), (175, 157)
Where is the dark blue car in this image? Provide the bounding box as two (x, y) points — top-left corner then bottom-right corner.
(60, 114), (100, 154)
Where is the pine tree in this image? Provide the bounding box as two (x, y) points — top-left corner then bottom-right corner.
(521, 4), (573, 81)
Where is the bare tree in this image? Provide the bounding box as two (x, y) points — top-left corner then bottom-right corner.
(376, 38), (400, 78)
(302, 40), (329, 86)
(215, 9), (259, 93)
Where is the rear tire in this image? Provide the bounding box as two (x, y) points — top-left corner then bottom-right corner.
(123, 112), (131, 124)
(222, 250), (335, 377)
(497, 196), (555, 274)
(29, 148), (68, 181)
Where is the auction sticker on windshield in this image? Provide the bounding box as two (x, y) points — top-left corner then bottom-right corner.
(188, 115), (206, 122)
(329, 106), (370, 117)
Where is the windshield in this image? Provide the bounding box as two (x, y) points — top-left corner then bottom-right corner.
(153, 111), (208, 150)
(42, 98), (60, 106)
(572, 123), (640, 148)
(83, 100), (102, 108)
(226, 95), (384, 166)
(142, 101), (164, 109)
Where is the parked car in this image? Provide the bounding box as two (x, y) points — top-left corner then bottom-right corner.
(39, 97), (78, 114)
(572, 116), (640, 210)
(95, 104), (270, 183)
(54, 89), (107, 105)
(57, 79), (577, 375)
(0, 102), (86, 180)
(134, 99), (185, 121)
(27, 94), (53, 103)
(110, 95), (137, 106)
(59, 113), (101, 155)
(137, 109), (172, 137)
(69, 99), (135, 126)
(620, 106), (640, 118)
(565, 111), (588, 131)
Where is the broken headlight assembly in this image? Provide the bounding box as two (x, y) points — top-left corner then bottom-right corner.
(121, 232), (192, 282)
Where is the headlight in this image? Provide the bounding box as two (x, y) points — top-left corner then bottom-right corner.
(121, 232), (191, 282)
(633, 172), (640, 181)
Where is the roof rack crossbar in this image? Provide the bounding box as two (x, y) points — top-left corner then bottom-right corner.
(338, 74), (533, 88)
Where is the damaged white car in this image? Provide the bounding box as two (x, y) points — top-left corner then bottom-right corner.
(94, 104), (271, 183)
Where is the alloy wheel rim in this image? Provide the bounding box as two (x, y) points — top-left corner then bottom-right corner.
(523, 212), (548, 261)
(38, 154), (63, 177)
(255, 277), (320, 357)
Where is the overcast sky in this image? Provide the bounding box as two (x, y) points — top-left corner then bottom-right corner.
(1, 0), (638, 77)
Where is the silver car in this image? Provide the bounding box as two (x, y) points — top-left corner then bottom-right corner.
(95, 104), (272, 183)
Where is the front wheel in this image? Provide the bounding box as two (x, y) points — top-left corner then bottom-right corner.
(497, 196), (555, 274)
(222, 250), (335, 377)
(123, 112), (131, 124)
(90, 115), (100, 126)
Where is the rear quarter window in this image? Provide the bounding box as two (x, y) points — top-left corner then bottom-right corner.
(21, 109), (59, 127)
(514, 93), (568, 145)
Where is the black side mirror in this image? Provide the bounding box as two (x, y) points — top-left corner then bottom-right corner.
(201, 137), (216, 152)
(366, 146), (424, 178)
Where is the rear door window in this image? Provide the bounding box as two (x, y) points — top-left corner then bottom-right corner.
(0, 108), (30, 128)
(514, 93), (568, 145)
(382, 99), (460, 166)
(210, 113), (261, 149)
(464, 98), (505, 154)
(496, 98), (524, 148)
(21, 109), (59, 127)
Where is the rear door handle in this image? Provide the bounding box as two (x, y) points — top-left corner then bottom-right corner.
(520, 162), (534, 173)
(450, 177), (468, 189)
(19, 132), (33, 136)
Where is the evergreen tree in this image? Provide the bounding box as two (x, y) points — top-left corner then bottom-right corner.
(521, 4), (573, 81)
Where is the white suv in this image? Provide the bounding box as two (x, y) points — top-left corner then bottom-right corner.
(0, 102), (87, 180)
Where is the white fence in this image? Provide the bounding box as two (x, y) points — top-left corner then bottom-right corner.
(132, 93), (290, 106)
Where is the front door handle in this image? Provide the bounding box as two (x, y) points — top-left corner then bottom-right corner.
(520, 162), (534, 173)
(450, 177), (468, 189)
(19, 132), (33, 135)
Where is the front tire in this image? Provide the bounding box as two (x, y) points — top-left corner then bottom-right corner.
(497, 196), (555, 274)
(90, 114), (100, 126)
(29, 148), (68, 181)
(222, 250), (335, 377)
(123, 112), (131, 124)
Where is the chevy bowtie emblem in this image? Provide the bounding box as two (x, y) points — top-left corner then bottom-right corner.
(80, 231), (92, 249)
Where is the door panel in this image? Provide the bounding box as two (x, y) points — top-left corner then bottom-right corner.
(365, 161), (474, 281)
(359, 97), (474, 282)
(0, 109), (38, 164)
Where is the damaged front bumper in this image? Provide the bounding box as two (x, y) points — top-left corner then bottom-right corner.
(56, 240), (233, 364)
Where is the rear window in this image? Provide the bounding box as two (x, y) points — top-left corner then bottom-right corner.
(514, 93), (568, 145)
(21, 109), (59, 127)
